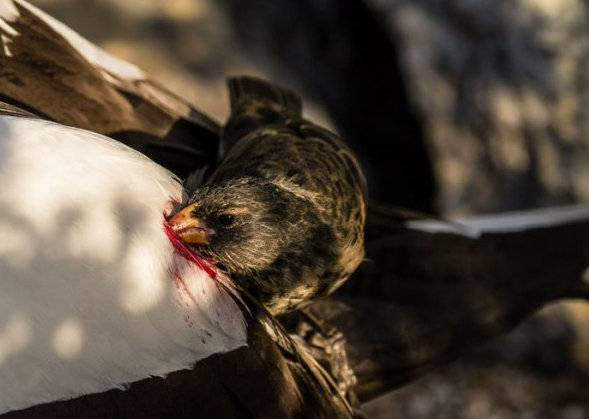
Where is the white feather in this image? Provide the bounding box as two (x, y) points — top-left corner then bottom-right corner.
(0, 115), (247, 414)
(0, 0), (17, 23)
(0, 0), (18, 47)
(408, 204), (589, 238)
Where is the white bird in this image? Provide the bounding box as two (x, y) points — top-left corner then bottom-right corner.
(0, 4), (355, 418)
(0, 109), (247, 415)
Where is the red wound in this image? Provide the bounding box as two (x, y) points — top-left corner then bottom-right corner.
(163, 222), (218, 279)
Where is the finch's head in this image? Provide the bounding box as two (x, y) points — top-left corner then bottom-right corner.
(168, 177), (306, 277)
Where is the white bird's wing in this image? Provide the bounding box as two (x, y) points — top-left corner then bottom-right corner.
(0, 0), (220, 181)
(408, 205), (589, 238)
(2, 0), (192, 117)
(0, 115), (246, 414)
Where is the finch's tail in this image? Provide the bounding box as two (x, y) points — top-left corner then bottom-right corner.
(228, 76), (302, 116)
(223, 76), (302, 150)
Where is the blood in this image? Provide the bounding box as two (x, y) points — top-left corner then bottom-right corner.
(163, 221), (217, 279)
(163, 218), (251, 316)
(174, 275), (195, 308)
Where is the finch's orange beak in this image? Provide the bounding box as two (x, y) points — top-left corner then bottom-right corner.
(168, 203), (210, 245)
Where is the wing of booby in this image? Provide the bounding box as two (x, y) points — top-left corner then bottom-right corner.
(335, 202), (589, 400)
(0, 113), (246, 415)
(0, 0), (219, 179)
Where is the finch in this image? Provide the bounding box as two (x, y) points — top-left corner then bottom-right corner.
(170, 76), (366, 314)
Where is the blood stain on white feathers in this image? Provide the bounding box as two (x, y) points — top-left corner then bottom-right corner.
(164, 220), (250, 314)
(164, 221), (218, 279)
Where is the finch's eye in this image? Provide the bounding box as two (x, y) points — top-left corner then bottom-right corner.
(218, 214), (236, 227)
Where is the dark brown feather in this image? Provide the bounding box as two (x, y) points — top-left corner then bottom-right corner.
(0, 101), (37, 118)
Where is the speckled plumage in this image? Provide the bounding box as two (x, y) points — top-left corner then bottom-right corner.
(180, 77), (367, 314)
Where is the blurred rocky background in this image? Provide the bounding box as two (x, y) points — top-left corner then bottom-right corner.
(29, 0), (589, 417)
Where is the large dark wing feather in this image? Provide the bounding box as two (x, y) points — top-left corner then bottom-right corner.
(3, 314), (353, 419)
(332, 212), (589, 401)
(0, 1), (218, 178)
(0, 101), (37, 118)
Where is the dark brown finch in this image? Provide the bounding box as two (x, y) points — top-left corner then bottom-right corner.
(170, 76), (366, 314)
